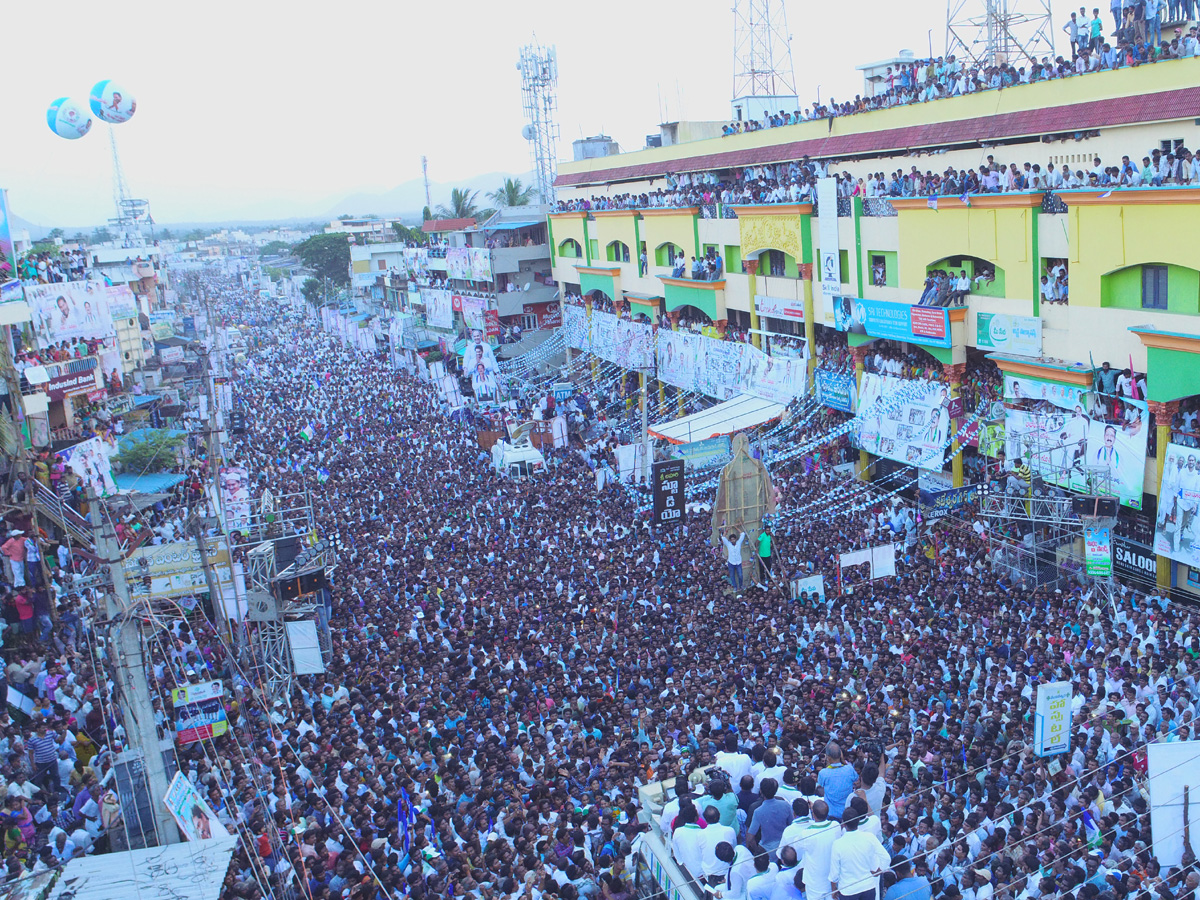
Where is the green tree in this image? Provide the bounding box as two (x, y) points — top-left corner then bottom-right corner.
(159, 228), (174, 240)
(91, 226), (113, 243)
(422, 206), (432, 222)
(47, 228), (65, 240)
(113, 429), (185, 474)
(301, 277), (323, 305)
(435, 188), (485, 220)
(259, 240), (293, 257)
(294, 233), (351, 285)
(487, 177), (536, 208)
(391, 223), (424, 243)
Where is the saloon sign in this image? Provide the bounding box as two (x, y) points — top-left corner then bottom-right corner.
(1113, 536), (1156, 582)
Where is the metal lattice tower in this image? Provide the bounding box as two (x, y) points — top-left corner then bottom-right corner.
(518, 40), (560, 205)
(422, 155), (432, 209)
(730, 0), (799, 123)
(946, 0), (1056, 69)
(107, 129), (152, 245)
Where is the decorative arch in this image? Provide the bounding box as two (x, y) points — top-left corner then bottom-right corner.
(606, 240), (631, 263)
(559, 238), (582, 259)
(928, 255), (1005, 299)
(753, 248), (798, 278)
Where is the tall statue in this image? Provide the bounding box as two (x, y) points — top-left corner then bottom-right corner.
(711, 433), (777, 581)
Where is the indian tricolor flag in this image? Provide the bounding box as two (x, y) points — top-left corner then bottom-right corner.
(299, 424), (315, 442)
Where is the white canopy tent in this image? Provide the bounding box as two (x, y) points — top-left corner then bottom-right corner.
(648, 394), (786, 445)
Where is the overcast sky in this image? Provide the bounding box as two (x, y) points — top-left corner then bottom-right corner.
(5, 0), (953, 228)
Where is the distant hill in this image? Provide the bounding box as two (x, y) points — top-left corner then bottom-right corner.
(322, 170), (537, 220)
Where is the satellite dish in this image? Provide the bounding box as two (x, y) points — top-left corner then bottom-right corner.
(521, 124), (535, 141)
(523, 282), (531, 291)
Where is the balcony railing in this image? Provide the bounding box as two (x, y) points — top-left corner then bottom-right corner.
(1041, 192), (1070, 214)
(862, 198), (898, 217)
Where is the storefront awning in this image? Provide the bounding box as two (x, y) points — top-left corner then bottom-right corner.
(648, 393), (785, 445)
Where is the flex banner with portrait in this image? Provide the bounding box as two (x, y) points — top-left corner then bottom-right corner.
(460, 296), (487, 332)
(219, 466), (252, 534)
(468, 247), (491, 282)
(562, 306), (654, 371)
(463, 331), (503, 403)
(1154, 442), (1200, 567)
(563, 304), (589, 351)
(447, 248), (470, 281)
(855, 373), (950, 469)
(402, 247), (429, 281)
(424, 288), (454, 330)
(1004, 387), (1147, 509)
(25, 281), (116, 348)
(57, 434), (118, 497)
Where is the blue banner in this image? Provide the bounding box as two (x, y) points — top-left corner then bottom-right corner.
(673, 436), (732, 469)
(815, 370), (857, 413)
(832, 296), (953, 348)
(918, 484), (978, 520)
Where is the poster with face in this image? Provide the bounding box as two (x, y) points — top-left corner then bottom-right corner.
(25, 281), (115, 348)
(465, 330), (503, 402)
(57, 436), (118, 497)
(219, 466), (252, 534)
(1156, 442), (1200, 567)
(1085, 398), (1147, 509)
(855, 374), (950, 469)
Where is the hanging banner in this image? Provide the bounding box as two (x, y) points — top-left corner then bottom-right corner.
(815, 369), (856, 413)
(163, 772), (230, 841)
(855, 373), (951, 468)
(219, 466), (252, 534)
(1033, 681), (1072, 757)
(755, 293), (805, 323)
(484, 309), (501, 339)
(57, 434), (118, 497)
(469, 247), (492, 282)
(25, 281), (116, 348)
(461, 295), (487, 332)
(672, 435), (732, 469)
(976, 313), (1042, 357)
(402, 247), (430, 281)
(1153, 442), (1200, 568)
(0, 190), (15, 280)
(652, 459), (685, 529)
(424, 288), (454, 330)
(563, 304), (589, 350)
(447, 247), (470, 280)
(832, 295), (952, 348)
(105, 284), (139, 320)
(1084, 523), (1113, 577)
(918, 484), (979, 520)
(817, 177), (840, 296)
(1003, 375), (1088, 410)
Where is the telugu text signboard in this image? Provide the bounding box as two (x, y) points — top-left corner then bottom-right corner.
(652, 460), (685, 529)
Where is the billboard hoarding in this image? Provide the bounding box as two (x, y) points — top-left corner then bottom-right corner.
(1084, 523), (1113, 577)
(832, 295), (952, 348)
(976, 312), (1042, 357)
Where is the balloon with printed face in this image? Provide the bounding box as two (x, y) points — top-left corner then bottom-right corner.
(47, 98), (93, 140)
(89, 80), (136, 124)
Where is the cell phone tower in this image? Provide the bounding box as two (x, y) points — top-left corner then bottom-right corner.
(730, 0), (799, 124)
(945, 0), (1056, 69)
(517, 39), (560, 205)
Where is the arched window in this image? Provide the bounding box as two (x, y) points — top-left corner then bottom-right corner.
(559, 238), (582, 259)
(606, 241), (631, 263)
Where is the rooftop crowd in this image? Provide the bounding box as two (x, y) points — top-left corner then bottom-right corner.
(5, 273), (1200, 900)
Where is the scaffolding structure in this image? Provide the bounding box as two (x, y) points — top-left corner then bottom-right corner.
(977, 419), (1115, 588)
(730, 0), (799, 121)
(946, 0), (1056, 69)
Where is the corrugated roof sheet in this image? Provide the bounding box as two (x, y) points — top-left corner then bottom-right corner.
(556, 87), (1200, 187)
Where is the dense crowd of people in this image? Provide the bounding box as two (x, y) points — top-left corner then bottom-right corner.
(3, 272), (1200, 900)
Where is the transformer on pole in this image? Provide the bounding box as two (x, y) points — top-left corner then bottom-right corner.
(517, 39), (560, 205)
(945, 0), (1056, 69)
(730, 0), (799, 123)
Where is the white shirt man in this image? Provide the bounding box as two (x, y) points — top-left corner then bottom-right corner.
(792, 813), (841, 900)
(671, 821), (706, 876)
(715, 747), (753, 785)
(829, 824), (891, 899)
(725, 845), (758, 900)
(699, 819), (738, 879)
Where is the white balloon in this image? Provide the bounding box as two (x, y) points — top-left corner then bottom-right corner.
(47, 98), (92, 140)
(89, 80), (137, 124)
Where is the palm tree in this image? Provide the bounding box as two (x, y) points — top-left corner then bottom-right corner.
(435, 187), (483, 220)
(487, 177), (536, 208)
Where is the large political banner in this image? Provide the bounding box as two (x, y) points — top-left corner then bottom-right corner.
(425, 288), (454, 330)
(468, 247), (491, 282)
(1005, 400), (1147, 508)
(0, 190), (15, 280)
(1004, 375), (1089, 410)
(57, 434), (118, 497)
(586, 310), (655, 371)
(855, 373), (951, 468)
(657, 330), (805, 403)
(447, 247), (470, 280)
(25, 281), (115, 348)
(1153, 442), (1200, 567)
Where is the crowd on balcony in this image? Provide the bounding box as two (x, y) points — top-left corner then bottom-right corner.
(553, 144), (1200, 221)
(15, 250), (89, 285)
(1040, 260), (1072, 305)
(718, 22), (1199, 136)
(1170, 398), (1200, 447)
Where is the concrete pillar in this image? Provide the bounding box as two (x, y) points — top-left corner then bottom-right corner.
(745, 258), (762, 349)
(798, 263), (816, 384)
(1148, 399), (1179, 588)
